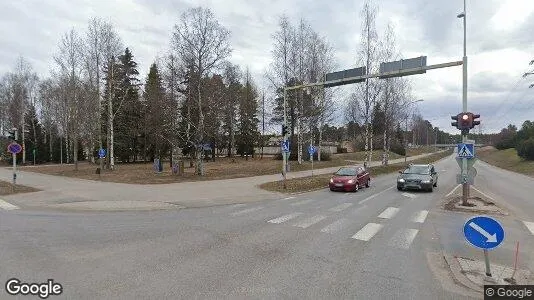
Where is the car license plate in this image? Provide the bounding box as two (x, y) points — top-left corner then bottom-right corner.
(335, 183), (343, 187)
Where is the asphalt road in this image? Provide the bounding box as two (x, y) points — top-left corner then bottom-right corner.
(1, 154), (533, 299)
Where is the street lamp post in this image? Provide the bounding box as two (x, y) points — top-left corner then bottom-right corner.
(458, 0), (469, 206)
(404, 99), (424, 162)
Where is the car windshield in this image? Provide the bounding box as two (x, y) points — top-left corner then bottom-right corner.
(335, 168), (357, 176)
(403, 166), (430, 175)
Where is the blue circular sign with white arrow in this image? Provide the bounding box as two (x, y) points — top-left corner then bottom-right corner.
(463, 216), (505, 250)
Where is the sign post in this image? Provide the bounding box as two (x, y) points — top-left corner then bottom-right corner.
(98, 148), (106, 179)
(7, 142), (22, 190)
(463, 216), (505, 277)
(308, 145), (316, 176)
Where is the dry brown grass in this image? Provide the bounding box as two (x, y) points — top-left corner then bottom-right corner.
(17, 149), (434, 184)
(477, 146), (534, 177)
(0, 180), (40, 196)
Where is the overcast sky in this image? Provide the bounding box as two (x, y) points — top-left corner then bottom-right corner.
(1, 0), (534, 134)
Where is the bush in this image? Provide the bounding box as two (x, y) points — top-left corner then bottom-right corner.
(495, 138), (515, 150)
(336, 146), (348, 153)
(516, 137), (534, 160)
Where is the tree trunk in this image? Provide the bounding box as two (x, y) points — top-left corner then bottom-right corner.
(60, 136), (63, 164)
(196, 80), (204, 176)
(318, 126), (323, 161)
(49, 129), (53, 162)
(66, 134), (70, 164)
(110, 115), (114, 170)
(74, 134), (79, 171)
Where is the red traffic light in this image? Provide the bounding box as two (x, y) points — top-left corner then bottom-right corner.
(462, 114), (469, 120)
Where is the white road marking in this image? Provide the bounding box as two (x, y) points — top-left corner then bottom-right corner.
(446, 184), (461, 197)
(0, 199), (19, 210)
(523, 221), (534, 235)
(321, 218), (349, 233)
(213, 203), (245, 213)
(268, 213), (303, 224)
(401, 193), (417, 199)
(351, 223), (383, 241)
(411, 210), (429, 223)
(388, 228), (419, 249)
(293, 215), (327, 228)
(230, 206), (263, 216)
(358, 186), (395, 204)
(328, 203), (353, 212)
(471, 187), (496, 201)
(377, 207), (400, 219)
(290, 199), (315, 206)
(283, 196), (295, 200)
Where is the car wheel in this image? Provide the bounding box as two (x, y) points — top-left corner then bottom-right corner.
(397, 186), (402, 191)
(365, 178), (371, 188)
(428, 186), (434, 192)
(354, 183), (359, 192)
(433, 180), (437, 187)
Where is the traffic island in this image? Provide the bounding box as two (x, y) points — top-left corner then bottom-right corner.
(0, 180), (40, 196)
(444, 254), (533, 293)
(442, 189), (508, 216)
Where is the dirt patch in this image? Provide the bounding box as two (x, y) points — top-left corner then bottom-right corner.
(0, 180), (40, 196)
(443, 195), (507, 215)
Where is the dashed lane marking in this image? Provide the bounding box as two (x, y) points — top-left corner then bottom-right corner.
(523, 221), (534, 235)
(358, 186), (395, 204)
(446, 184), (461, 197)
(290, 199), (315, 206)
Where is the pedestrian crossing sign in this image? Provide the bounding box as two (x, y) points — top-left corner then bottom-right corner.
(457, 143), (474, 159)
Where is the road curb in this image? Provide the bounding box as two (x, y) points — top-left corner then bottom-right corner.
(443, 254), (483, 293)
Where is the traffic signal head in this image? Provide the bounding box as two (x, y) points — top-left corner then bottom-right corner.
(451, 115), (459, 128)
(472, 113), (480, 128)
(459, 113), (471, 130)
(8, 128), (17, 141)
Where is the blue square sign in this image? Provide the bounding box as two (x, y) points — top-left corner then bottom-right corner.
(457, 143), (474, 159)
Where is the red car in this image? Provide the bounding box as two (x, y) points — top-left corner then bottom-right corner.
(329, 166), (371, 192)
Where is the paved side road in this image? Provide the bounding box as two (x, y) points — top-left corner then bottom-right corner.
(0, 152), (443, 211)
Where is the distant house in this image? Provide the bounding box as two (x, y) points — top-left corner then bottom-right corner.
(340, 140), (355, 152)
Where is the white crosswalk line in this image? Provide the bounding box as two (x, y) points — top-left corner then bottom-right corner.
(388, 229), (419, 249)
(351, 223), (383, 241)
(293, 215), (326, 228)
(401, 193), (417, 199)
(328, 203), (353, 212)
(523, 221), (534, 235)
(0, 199), (19, 210)
(321, 218), (349, 233)
(230, 206), (263, 216)
(290, 199), (315, 206)
(268, 213), (303, 224)
(411, 210), (429, 223)
(377, 207), (399, 219)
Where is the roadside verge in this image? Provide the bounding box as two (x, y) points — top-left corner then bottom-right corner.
(259, 149), (453, 194)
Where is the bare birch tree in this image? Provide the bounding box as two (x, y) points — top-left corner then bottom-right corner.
(172, 6), (232, 175)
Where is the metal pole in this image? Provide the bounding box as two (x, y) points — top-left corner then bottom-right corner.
(461, 0), (469, 205)
(283, 88), (288, 189)
(405, 117), (408, 163)
(484, 249), (492, 277)
(12, 152), (17, 188)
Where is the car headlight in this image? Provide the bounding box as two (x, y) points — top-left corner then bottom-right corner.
(398, 178), (405, 183)
(347, 179), (355, 184)
(422, 179), (431, 183)
(330, 178), (334, 183)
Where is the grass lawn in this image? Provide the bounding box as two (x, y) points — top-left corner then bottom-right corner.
(0, 180), (40, 196)
(259, 149), (453, 194)
(477, 146), (534, 177)
(15, 149), (434, 185)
